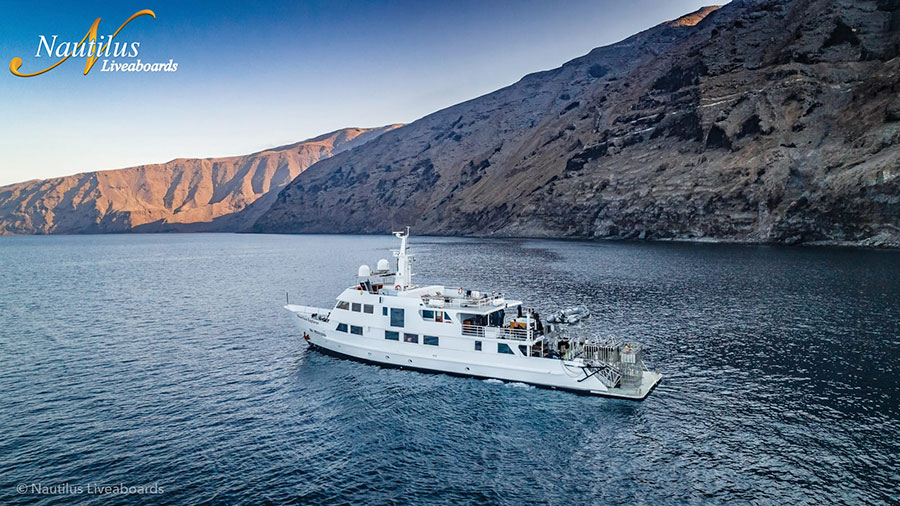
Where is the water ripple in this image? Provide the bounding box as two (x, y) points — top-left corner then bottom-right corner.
(0, 234), (897, 504)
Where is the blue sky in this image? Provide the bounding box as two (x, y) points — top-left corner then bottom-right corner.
(0, 0), (722, 186)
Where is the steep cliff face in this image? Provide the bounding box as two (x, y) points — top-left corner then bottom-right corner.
(0, 125), (401, 234)
(255, 0), (900, 247)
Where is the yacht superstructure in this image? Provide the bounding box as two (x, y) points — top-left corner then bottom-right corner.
(285, 229), (662, 400)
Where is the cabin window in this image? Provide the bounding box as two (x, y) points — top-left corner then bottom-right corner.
(424, 335), (439, 346)
(475, 341), (482, 351)
(350, 325), (363, 335)
(383, 307), (388, 316)
(431, 311), (450, 322)
(336, 301), (350, 310)
(363, 304), (374, 314)
(385, 330), (399, 341)
(422, 310), (434, 320)
(336, 323), (348, 333)
(390, 308), (405, 327)
(519, 345), (528, 356)
(497, 343), (514, 355)
(352, 302), (361, 312)
(403, 333), (418, 343)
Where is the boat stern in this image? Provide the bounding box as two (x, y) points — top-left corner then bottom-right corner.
(596, 369), (662, 400)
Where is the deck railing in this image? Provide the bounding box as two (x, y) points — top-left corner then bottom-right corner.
(422, 294), (507, 309)
(461, 324), (531, 341)
(295, 312), (329, 324)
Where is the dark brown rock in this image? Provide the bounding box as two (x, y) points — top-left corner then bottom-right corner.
(255, 0), (900, 248)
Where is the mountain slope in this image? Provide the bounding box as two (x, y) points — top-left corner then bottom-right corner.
(0, 125), (401, 234)
(255, 0), (900, 248)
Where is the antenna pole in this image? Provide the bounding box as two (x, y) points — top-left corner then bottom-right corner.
(393, 227), (412, 290)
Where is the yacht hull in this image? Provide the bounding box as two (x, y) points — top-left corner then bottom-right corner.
(290, 311), (661, 401)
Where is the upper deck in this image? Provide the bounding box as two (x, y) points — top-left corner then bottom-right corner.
(376, 284), (523, 314)
(327, 228), (543, 343)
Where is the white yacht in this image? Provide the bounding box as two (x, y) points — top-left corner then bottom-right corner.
(285, 229), (662, 400)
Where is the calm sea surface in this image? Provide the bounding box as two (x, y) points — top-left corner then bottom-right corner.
(0, 234), (898, 505)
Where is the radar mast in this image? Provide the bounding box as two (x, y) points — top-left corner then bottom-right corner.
(393, 227), (412, 290)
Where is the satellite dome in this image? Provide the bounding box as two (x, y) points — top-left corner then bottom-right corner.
(376, 259), (390, 271)
(357, 265), (371, 277)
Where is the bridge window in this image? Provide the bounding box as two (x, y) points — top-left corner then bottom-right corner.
(352, 303), (361, 312)
(474, 341), (482, 351)
(385, 330), (399, 341)
(497, 343), (514, 355)
(519, 345), (528, 356)
(364, 304), (374, 314)
(424, 335), (439, 346)
(390, 308), (404, 327)
(383, 307), (388, 316)
(336, 323), (348, 333)
(350, 325), (363, 335)
(422, 310), (434, 320)
(403, 333), (418, 343)
(336, 301), (350, 310)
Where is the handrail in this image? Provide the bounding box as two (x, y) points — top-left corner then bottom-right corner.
(595, 364), (622, 389)
(422, 294), (506, 309)
(295, 312), (329, 324)
(461, 324), (531, 341)
(563, 347), (581, 361)
(458, 296), (504, 308)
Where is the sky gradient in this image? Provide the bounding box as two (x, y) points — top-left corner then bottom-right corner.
(0, 0), (723, 186)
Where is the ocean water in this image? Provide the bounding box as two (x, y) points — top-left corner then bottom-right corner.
(0, 233), (898, 505)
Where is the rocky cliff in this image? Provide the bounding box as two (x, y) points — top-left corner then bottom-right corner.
(0, 125), (401, 234)
(255, 0), (900, 248)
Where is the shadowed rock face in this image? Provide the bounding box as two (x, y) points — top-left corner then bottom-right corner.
(0, 125), (401, 234)
(255, 0), (900, 248)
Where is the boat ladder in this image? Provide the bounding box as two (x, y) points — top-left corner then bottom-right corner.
(581, 361), (622, 389)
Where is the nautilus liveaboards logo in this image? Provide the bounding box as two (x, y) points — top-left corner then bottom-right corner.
(8, 9), (177, 77)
